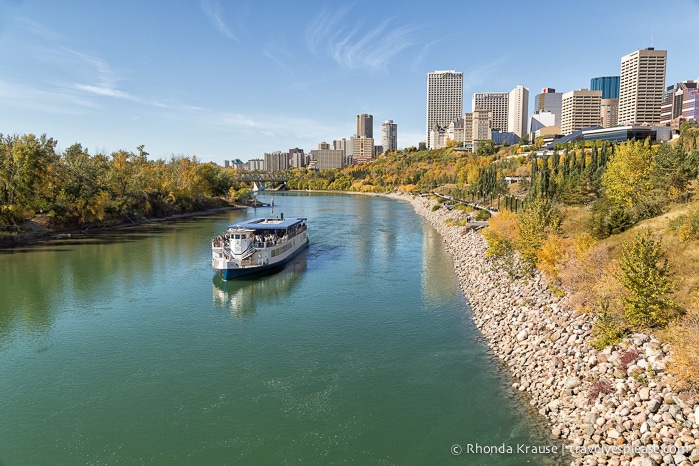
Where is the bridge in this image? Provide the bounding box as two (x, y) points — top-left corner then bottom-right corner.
(237, 173), (292, 183)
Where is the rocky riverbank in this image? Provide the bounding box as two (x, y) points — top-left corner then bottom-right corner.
(392, 192), (699, 466)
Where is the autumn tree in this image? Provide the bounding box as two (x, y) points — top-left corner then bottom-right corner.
(601, 139), (655, 211)
(616, 229), (679, 329)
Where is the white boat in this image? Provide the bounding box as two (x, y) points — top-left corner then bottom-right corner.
(211, 215), (309, 280)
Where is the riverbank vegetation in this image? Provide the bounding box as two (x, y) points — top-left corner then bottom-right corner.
(0, 134), (255, 246)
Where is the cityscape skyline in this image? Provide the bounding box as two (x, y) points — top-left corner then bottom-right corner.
(1, 1), (698, 164)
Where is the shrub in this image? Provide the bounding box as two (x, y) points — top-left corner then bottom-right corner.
(588, 378), (613, 404)
(591, 303), (627, 349)
(475, 209), (491, 221)
(668, 210), (699, 241)
(616, 229), (679, 329)
(619, 349), (639, 372)
(516, 197), (562, 266)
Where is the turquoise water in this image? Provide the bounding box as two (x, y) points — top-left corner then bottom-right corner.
(0, 193), (562, 465)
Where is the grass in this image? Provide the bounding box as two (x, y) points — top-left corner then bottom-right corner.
(594, 199), (699, 310)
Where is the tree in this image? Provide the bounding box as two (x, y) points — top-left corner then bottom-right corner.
(616, 229), (678, 329)
(0, 133), (58, 222)
(516, 197), (562, 267)
(601, 140), (655, 210)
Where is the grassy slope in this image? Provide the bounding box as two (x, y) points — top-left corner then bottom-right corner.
(561, 200), (699, 310)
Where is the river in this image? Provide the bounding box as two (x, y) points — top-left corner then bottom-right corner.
(0, 192), (562, 465)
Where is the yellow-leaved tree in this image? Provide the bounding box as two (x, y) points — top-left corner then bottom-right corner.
(601, 139), (655, 210)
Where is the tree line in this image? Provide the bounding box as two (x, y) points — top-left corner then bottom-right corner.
(0, 134), (245, 230)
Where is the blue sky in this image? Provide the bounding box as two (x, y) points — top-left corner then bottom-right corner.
(1, 0), (698, 164)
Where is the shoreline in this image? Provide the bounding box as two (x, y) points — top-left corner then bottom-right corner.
(0, 204), (244, 250)
(388, 191), (699, 466)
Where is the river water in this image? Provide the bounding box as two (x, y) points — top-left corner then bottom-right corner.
(0, 193), (562, 465)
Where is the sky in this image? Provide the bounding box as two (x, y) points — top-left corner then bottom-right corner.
(1, 0), (698, 165)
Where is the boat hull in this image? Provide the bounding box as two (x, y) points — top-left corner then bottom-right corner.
(218, 237), (309, 280)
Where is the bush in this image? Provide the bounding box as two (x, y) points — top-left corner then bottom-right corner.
(668, 210), (699, 241)
(588, 378), (613, 404)
(475, 209), (491, 221)
(616, 229), (679, 329)
(591, 303), (627, 349)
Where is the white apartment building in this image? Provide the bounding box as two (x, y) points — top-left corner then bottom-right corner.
(561, 89), (602, 135)
(618, 48), (667, 125)
(381, 120), (398, 152)
(508, 85), (529, 138)
(426, 70), (463, 149)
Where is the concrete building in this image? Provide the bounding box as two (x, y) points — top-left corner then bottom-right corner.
(248, 158), (264, 171)
(288, 148), (305, 168)
(462, 108), (492, 151)
(263, 151), (289, 172)
(426, 70), (463, 149)
(352, 137), (374, 164)
(446, 117), (465, 146)
(309, 149), (345, 170)
(472, 92), (508, 132)
(381, 120), (398, 152)
(529, 110), (557, 136)
(356, 114), (373, 139)
(561, 89), (602, 135)
(618, 48), (667, 125)
(534, 88), (562, 127)
(508, 85), (529, 138)
(333, 138), (352, 166)
(661, 80), (699, 129)
(600, 98), (619, 128)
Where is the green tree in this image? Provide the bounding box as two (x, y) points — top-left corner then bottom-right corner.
(616, 229), (678, 329)
(0, 133), (58, 222)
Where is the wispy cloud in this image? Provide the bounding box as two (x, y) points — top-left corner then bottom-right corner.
(306, 5), (427, 72)
(200, 0), (237, 40)
(462, 58), (509, 92)
(212, 111), (341, 142)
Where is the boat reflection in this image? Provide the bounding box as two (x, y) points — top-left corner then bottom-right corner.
(212, 250), (308, 318)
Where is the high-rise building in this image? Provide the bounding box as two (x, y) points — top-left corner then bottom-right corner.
(352, 137), (374, 164)
(288, 148), (305, 168)
(263, 151), (289, 172)
(661, 80), (699, 129)
(356, 114), (373, 138)
(561, 89), (602, 135)
(590, 76), (620, 99)
(472, 92), (508, 132)
(600, 99), (619, 128)
(248, 158), (264, 171)
(309, 149), (345, 170)
(618, 48), (667, 125)
(535, 88), (562, 127)
(426, 70), (463, 149)
(381, 120), (398, 152)
(508, 85), (529, 138)
(591, 77), (620, 128)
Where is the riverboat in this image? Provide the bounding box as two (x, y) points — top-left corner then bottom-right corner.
(211, 215), (309, 280)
